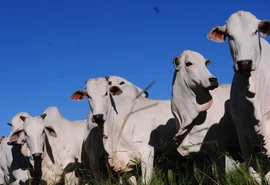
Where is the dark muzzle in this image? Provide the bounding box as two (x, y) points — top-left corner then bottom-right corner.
(32, 153), (42, 160)
(237, 60), (252, 71)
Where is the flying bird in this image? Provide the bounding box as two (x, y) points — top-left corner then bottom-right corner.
(153, 7), (160, 13)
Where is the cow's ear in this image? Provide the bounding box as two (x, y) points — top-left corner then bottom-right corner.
(173, 56), (180, 70)
(45, 125), (57, 137)
(70, 90), (87, 101)
(258, 20), (270, 37)
(9, 128), (24, 145)
(207, 25), (227, 43)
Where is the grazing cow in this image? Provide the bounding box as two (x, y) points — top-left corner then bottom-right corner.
(70, 77), (195, 185)
(0, 135), (31, 185)
(207, 10), (270, 183)
(10, 107), (86, 185)
(171, 50), (243, 184)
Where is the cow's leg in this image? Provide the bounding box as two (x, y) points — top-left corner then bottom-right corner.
(140, 147), (154, 185)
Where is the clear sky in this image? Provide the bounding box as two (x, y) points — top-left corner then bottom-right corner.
(1, 0), (270, 136)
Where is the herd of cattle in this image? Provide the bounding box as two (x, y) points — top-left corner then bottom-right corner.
(1, 10), (270, 185)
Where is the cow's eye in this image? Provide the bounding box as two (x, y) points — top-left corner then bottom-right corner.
(104, 92), (108, 96)
(102, 134), (108, 139)
(42, 130), (45, 134)
(119, 81), (125, 85)
(108, 81), (112, 85)
(24, 132), (28, 137)
(186, 62), (192, 67)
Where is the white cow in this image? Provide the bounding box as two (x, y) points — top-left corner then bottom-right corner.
(105, 75), (184, 184)
(70, 77), (195, 185)
(171, 50), (243, 184)
(207, 10), (270, 183)
(0, 135), (31, 185)
(70, 76), (149, 183)
(7, 112), (32, 162)
(10, 107), (86, 185)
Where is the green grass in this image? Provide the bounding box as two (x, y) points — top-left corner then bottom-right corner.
(26, 161), (261, 185)
(73, 163), (259, 185)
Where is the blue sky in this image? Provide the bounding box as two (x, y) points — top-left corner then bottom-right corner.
(1, 0), (270, 136)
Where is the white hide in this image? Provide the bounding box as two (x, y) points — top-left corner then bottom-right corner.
(207, 10), (270, 183)
(7, 112), (33, 167)
(70, 75), (151, 179)
(0, 136), (31, 185)
(17, 107), (86, 185)
(76, 77), (182, 185)
(171, 50), (242, 183)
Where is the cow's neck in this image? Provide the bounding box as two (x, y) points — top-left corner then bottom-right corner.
(103, 98), (129, 156)
(171, 71), (212, 136)
(243, 38), (270, 156)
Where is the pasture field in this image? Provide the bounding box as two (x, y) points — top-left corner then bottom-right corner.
(42, 163), (259, 185)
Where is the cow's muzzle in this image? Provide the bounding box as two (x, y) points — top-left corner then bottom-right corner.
(32, 153), (42, 160)
(92, 114), (104, 124)
(237, 60), (252, 72)
(207, 77), (219, 90)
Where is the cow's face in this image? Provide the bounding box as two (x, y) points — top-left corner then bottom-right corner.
(10, 114), (57, 160)
(8, 112), (30, 145)
(105, 76), (149, 98)
(85, 78), (111, 124)
(70, 78), (110, 124)
(207, 10), (270, 73)
(173, 50), (218, 90)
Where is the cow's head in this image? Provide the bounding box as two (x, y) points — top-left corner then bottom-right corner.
(105, 76), (149, 98)
(71, 77), (141, 125)
(8, 112), (30, 145)
(71, 78), (110, 124)
(10, 114), (57, 160)
(207, 10), (270, 73)
(173, 50), (218, 91)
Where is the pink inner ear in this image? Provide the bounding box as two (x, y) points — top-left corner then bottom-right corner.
(9, 132), (21, 143)
(46, 129), (57, 137)
(208, 27), (225, 42)
(70, 91), (86, 100)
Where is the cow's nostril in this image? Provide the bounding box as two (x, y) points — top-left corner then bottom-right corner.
(209, 77), (217, 84)
(237, 60), (252, 70)
(92, 114), (104, 123)
(32, 153), (42, 160)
